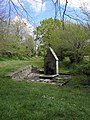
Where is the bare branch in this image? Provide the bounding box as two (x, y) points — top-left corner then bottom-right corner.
(8, 0), (11, 25)
(62, 0), (68, 29)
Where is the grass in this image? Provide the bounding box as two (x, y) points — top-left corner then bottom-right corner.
(0, 57), (90, 120)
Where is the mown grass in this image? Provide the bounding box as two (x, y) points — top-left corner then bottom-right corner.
(0, 57), (90, 120)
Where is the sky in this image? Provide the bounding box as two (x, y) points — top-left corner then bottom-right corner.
(12, 0), (90, 13)
(1, 0), (90, 28)
(12, 0), (90, 25)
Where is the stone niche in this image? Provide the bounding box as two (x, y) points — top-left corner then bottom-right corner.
(44, 47), (59, 76)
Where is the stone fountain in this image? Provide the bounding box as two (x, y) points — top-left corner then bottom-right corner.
(39, 46), (59, 78)
(7, 46), (71, 85)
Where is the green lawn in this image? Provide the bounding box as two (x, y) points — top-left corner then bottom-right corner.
(0, 58), (90, 120)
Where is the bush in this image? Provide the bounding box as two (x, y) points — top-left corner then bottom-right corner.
(76, 62), (90, 75)
(70, 61), (90, 85)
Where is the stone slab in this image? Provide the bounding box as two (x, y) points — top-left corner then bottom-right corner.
(39, 74), (58, 79)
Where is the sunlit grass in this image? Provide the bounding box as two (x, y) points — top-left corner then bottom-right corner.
(0, 58), (90, 120)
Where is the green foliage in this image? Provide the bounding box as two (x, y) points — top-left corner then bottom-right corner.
(58, 57), (71, 74)
(34, 18), (62, 43)
(52, 22), (89, 63)
(67, 60), (90, 85)
(34, 18), (62, 56)
(34, 18), (89, 63)
(76, 62), (90, 76)
(0, 20), (35, 58)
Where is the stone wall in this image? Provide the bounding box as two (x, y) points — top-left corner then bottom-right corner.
(9, 66), (32, 80)
(8, 65), (41, 80)
(7, 64), (42, 80)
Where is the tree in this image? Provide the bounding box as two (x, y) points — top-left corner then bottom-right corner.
(53, 22), (90, 63)
(0, 17), (35, 58)
(34, 18), (62, 56)
(34, 18), (89, 63)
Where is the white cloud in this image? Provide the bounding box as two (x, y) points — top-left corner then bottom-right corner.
(12, 0), (46, 13)
(60, 0), (90, 10)
(26, 0), (90, 12)
(12, 0), (90, 13)
(26, 0), (46, 13)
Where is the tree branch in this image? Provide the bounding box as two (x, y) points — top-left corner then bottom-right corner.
(62, 0), (68, 29)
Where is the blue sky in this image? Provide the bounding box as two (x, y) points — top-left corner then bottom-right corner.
(2, 0), (90, 27)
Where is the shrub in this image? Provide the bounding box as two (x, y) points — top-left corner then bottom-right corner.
(70, 61), (90, 85)
(76, 62), (90, 75)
